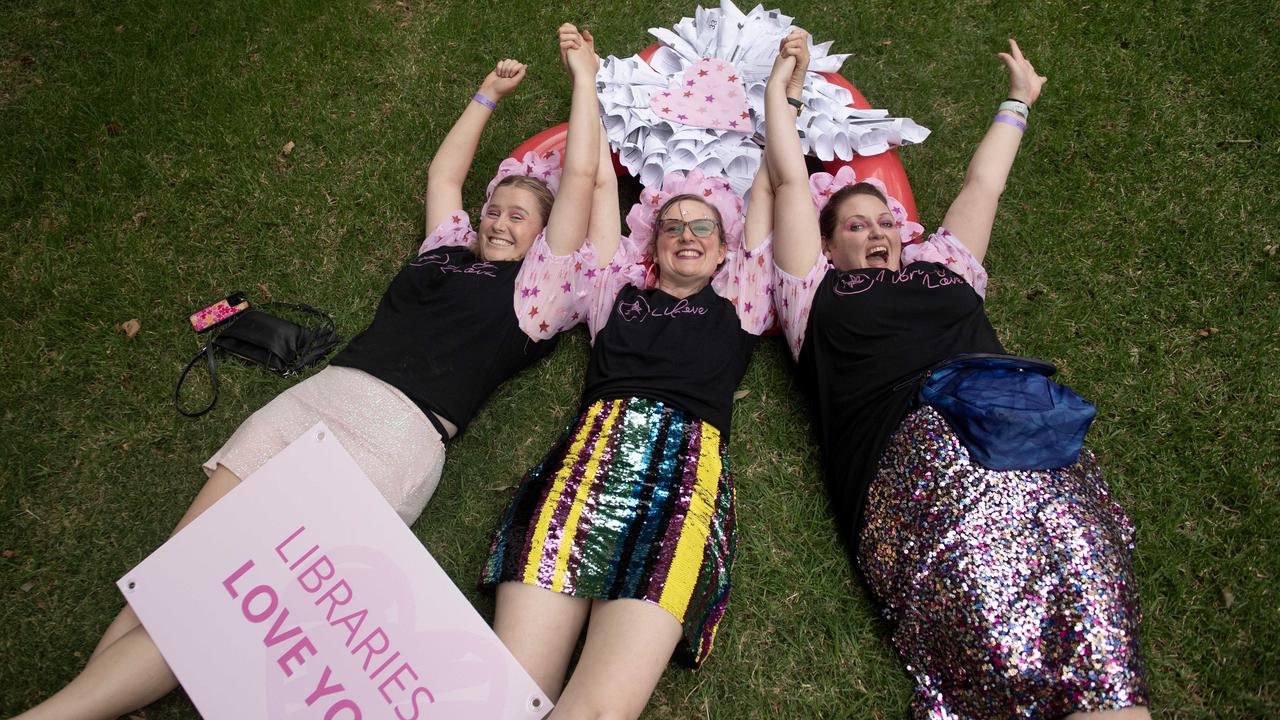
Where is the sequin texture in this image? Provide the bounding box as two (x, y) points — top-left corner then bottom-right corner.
(482, 397), (735, 668)
(203, 365), (445, 525)
(858, 406), (1148, 718)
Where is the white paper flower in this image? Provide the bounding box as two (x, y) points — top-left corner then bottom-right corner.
(596, 0), (931, 196)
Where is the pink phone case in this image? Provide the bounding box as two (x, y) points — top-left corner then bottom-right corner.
(189, 294), (249, 332)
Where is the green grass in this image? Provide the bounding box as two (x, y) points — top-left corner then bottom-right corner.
(2, 0), (1277, 717)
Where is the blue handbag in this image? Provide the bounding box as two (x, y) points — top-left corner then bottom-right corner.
(915, 353), (1097, 471)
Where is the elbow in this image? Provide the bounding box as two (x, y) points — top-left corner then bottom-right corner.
(561, 163), (596, 187)
(962, 170), (1007, 199)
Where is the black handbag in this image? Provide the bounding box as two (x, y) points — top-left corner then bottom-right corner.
(174, 303), (342, 417)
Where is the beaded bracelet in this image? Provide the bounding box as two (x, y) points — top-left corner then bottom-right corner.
(993, 113), (1027, 133)
(472, 93), (498, 111)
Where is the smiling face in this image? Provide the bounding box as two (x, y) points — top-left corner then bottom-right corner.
(477, 185), (546, 261)
(823, 192), (903, 272)
(654, 198), (727, 295)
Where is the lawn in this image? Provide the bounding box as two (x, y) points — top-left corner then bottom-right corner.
(2, 0), (1277, 718)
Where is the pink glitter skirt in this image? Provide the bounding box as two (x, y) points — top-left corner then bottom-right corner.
(858, 406), (1148, 718)
(203, 365), (445, 525)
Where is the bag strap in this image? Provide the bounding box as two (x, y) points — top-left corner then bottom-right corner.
(891, 352), (1058, 394)
(256, 301), (336, 334)
(173, 341), (221, 417)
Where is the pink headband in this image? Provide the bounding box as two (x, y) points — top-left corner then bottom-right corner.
(810, 165), (924, 244)
(485, 149), (564, 200)
(623, 169), (746, 262)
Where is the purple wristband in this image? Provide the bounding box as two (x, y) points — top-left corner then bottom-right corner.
(993, 113), (1026, 132)
(472, 93), (498, 111)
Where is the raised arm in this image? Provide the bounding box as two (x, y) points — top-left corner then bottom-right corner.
(425, 60), (528, 233)
(765, 30), (822, 277)
(544, 24), (602, 256)
(743, 152), (774, 252)
(941, 39), (1047, 265)
(587, 117), (621, 265)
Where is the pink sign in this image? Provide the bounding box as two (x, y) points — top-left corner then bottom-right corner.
(649, 57), (751, 131)
(119, 422), (551, 719)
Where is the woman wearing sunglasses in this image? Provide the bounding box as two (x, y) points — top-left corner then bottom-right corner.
(476, 32), (793, 720)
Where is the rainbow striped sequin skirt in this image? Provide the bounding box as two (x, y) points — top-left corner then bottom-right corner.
(858, 406), (1148, 718)
(481, 397), (736, 668)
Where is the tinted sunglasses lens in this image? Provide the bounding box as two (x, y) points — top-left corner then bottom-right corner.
(689, 220), (717, 237)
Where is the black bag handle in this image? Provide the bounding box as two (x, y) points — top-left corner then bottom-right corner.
(173, 341), (221, 417)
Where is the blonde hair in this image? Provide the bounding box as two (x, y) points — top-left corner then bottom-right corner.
(492, 175), (554, 226)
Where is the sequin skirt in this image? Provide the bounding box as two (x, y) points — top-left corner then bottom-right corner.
(204, 365), (445, 525)
(482, 397), (736, 669)
(858, 406), (1148, 719)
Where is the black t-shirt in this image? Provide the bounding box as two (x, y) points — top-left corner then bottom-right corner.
(331, 245), (556, 435)
(583, 284), (756, 434)
(800, 261), (1003, 550)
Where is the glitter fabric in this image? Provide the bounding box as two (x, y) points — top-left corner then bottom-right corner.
(858, 406), (1148, 718)
(203, 365), (445, 525)
(482, 397), (735, 668)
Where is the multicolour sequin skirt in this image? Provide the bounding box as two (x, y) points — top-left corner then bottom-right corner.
(482, 397), (736, 669)
(858, 406), (1148, 719)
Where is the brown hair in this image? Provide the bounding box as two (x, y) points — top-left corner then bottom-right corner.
(818, 182), (889, 239)
(492, 175), (554, 226)
(654, 194), (726, 245)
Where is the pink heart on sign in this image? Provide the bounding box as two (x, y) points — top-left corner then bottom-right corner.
(649, 58), (751, 132)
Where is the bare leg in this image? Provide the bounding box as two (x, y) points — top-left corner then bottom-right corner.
(1067, 708), (1151, 719)
(493, 582), (591, 701)
(550, 598), (682, 720)
(15, 465), (243, 720)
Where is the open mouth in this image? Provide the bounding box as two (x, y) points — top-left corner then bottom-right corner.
(486, 236), (515, 248)
(866, 245), (890, 265)
(674, 248), (704, 259)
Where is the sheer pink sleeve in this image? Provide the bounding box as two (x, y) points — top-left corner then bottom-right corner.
(419, 211), (477, 254)
(583, 239), (647, 342)
(514, 232), (600, 340)
(901, 227), (989, 298)
(712, 234), (777, 335)
(774, 255), (830, 361)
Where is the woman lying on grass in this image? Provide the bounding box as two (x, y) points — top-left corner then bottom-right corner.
(476, 28), (795, 719)
(767, 32), (1150, 719)
(14, 34), (611, 720)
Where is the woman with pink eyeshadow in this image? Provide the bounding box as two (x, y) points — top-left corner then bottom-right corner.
(768, 33), (1150, 719)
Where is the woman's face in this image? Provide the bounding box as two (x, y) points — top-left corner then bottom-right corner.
(655, 200), (727, 289)
(823, 193), (902, 272)
(477, 186), (545, 261)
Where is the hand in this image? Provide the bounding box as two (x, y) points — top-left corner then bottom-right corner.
(768, 46), (798, 88)
(480, 58), (527, 100)
(998, 39), (1047, 106)
(559, 23), (599, 78)
(780, 29), (810, 93)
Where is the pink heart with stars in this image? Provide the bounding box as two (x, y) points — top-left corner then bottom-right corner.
(648, 58), (750, 132)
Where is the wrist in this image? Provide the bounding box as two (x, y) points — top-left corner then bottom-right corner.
(992, 112), (1026, 133)
(472, 91), (499, 110)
